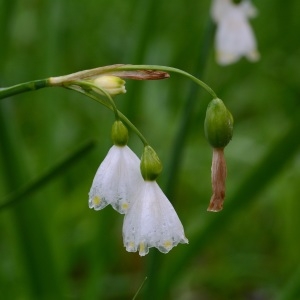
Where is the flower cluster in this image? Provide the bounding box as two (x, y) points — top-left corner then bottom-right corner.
(79, 66), (233, 254)
(211, 0), (260, 65)
(89, 120), (188, 256)
(1, 59), (236, 253)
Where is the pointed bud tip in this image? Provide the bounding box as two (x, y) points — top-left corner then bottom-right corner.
(140, 146), (163, 181)
(204, 98), (233, 148)
(111, 120), (128, 146)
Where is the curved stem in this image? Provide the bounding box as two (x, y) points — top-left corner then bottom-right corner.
(70, 80), (120, 120)
(68, 87), (149, 146)
(0, 65), (217, 100)
(0, 79), (49, 100)
(118, 110), (149, 146)
(112, 64), (218, 99)
(0, 64), (216, 148)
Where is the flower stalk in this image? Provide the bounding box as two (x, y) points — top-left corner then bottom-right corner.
(0, 79), (49, 100)
(0, 64), (218, 101)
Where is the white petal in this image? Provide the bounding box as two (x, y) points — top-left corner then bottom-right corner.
(123, 181), (188, 256)
(88, 145), (143, 214)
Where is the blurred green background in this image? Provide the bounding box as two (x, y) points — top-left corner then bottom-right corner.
(1, 0), (300, 299)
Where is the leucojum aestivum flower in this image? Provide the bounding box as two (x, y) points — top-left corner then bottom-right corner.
(0, 64), (233, 256)
(211, 0), (260, 65)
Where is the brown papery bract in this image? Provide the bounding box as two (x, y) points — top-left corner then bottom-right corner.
(207, 148), (227, 212)
(49, 64), (170, 86)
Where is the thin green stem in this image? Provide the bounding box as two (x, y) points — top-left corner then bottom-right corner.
(0, 64), (217, 147)
(111, 64), (218, 99)
(70, 80), (120, 120)
(0, 79), (49, 100)
(132, 277), (148, 300)
(118, 110), (149, 146)
(0, 65), (217, 101)
(0, 75), (149, 146)
(68, 87), (149, 146)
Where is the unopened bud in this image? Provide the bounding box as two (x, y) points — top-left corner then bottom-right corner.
(111, 120), (128, 146)
(140, 146), (163, 181)
(204, 98), (233, 148)
(93, 75), (126, 96)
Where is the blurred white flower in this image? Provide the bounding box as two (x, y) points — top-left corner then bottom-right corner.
(123, 181), (188, 256)
(88, 145), (143, 214)
(211, 0), (260, 65)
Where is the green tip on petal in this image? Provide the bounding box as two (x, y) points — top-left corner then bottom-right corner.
(204, 98), (233, 148)
(140, 146), (163, 181)
(111, 120), (128, 146)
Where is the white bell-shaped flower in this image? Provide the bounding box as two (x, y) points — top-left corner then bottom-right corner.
(211, 0), (260, 65)
(123, 181), (188, 256)
(88, 145), (143, 214)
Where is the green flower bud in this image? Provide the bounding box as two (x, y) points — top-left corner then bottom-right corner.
(93, 75), (126, 96)
(140, 146), (163, 181)
(111, 120), (128, 146)
(204, 98), (233, 148)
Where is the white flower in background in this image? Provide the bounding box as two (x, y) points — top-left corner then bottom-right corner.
(211, 0), (260, 65)
(88, 145), (143, 214)
(123, 180), (188, 256)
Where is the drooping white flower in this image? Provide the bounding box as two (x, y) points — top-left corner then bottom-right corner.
(211, 0), (260, 65)
(123, 181), (188, 256)
(88, 145), (144, 214)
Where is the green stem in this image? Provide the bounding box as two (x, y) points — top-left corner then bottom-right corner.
(112, 64), (218, 99)
(0, 79), (49, 100)
(0, 65), (217, 101)
(118, 110), (149, 146)
(132, 277), (148, 300)
(0, 64), (217, 147)
(70, 80), (120, 120)
(0, 76), (149, 146)
(68, 87), (149, 146)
